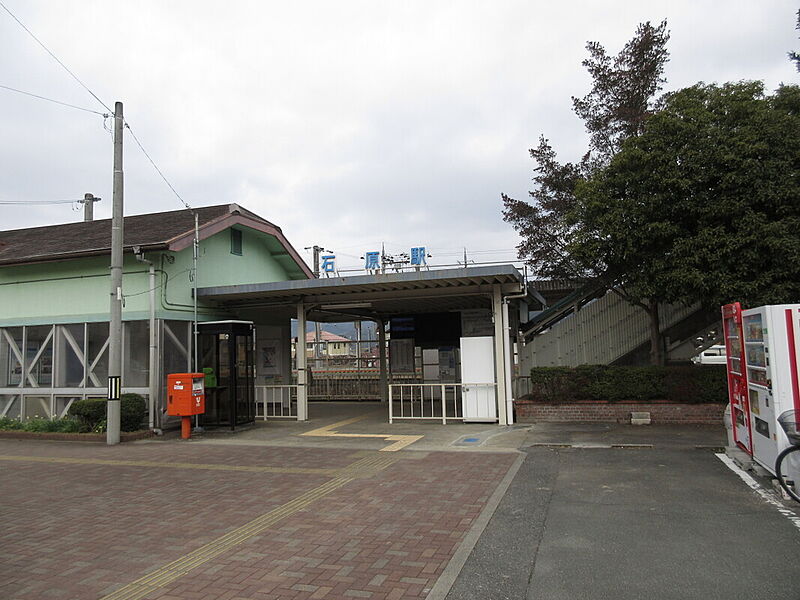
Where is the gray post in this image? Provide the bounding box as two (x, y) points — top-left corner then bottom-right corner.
(492, 285), (508, 426)
(193, 211), (199, 372)
(312, 246), (320, 277)
(296, 302), (308, 421)
(192, 212), (202, 432)
(83, 193), (98, 222)
(148, 262), (156, 429)
(378, 319), (388, 404)
(107, 101), (124, 445)
(311, 245), (322, 369)
(502, 300), (514, 425)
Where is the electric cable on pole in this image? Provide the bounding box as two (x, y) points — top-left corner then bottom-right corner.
(1, 1), (199, 439)
(107, 101), (124, 445)
(305, 245), (325, 367)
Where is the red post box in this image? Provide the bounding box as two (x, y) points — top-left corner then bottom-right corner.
(167, 373), (205, 439)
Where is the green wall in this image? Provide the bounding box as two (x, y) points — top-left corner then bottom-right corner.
(0, 226), (299, 327)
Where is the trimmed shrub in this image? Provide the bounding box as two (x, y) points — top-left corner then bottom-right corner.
(0, 416), (83, 433)
(528, 365), (727, 404)
(120, 393), (147, 431)
(0, 416), (24, 430)
(664, 366), (728, 404)
(23, 417), (83, 433)
(528, 367), (577, 402)
(68, 398), (107, 430)
(68, 394), (147, 432)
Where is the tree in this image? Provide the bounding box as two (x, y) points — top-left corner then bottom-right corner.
(570, 82), (800, 363)
(573, 20), (671, 161)
(789, 9), (800, 72)
(503, 20), (670, 283)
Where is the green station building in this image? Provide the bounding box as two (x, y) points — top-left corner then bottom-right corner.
(0, 203), (530, 430)
(0, 204), (312, 428)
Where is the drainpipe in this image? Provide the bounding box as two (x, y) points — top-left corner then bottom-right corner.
(134, 247), (157, 431)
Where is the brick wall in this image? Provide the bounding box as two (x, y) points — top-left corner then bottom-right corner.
(514, 400), (725, 425)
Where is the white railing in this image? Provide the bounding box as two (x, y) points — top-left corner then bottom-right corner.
(388, 382), (496, 424)
(255, 385), (298, 419)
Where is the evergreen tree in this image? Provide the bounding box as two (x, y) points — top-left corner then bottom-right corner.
(502, 21), (670, 283)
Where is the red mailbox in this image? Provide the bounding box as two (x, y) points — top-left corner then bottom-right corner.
(167, 373), (205, 439)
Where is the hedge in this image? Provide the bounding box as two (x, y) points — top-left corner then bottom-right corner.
(68, 393), (147, 432)
(0, 416), (83, 433)
(527, 365), (727, 404)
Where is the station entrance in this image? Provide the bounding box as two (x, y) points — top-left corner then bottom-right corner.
(299, 313), (495, 424)
(196, 265), (529, 427)
(197, 320), (256, 430)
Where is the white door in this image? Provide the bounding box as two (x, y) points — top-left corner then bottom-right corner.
(460, 336), (496, 422)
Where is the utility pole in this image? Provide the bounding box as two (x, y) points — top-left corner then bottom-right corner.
(107, 101), (124, 445)
(304, 245), (323, 368)
(192, 212), (201, 433)
(82, 193), (100, 222)
(310, 245), (321, 278)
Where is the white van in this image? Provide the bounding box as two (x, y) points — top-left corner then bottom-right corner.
(691, 344), (727, 365)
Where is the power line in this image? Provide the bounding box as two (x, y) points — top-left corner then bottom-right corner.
(2, 0), (201, 215)
(0, 0), (113, 114)
(124, 121), (192, 211)
(4, 0), (196, 216)
(0, 84), (108, 116)
(0, 199), (82, 205)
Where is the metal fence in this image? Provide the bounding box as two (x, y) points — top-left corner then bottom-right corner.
(296, 337), (384, 400)
(255, 385), (297, 419)
(308, 368), (381, 400)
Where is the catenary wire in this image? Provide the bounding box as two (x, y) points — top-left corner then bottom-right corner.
(0, 199), (84, 205)
(0, 0), (113, 114)
(0, 84), (108, 116)
(123, 121), (193, 211)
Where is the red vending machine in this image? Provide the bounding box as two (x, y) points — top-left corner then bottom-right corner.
(722, 303), (752, 455)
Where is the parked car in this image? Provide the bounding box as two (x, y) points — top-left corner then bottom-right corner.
(692, 344), (727, 365)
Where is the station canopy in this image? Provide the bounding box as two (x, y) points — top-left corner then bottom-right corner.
(197, 265), (526, 323)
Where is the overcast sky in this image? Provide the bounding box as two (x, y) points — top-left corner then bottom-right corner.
(1, 1), (797, 271)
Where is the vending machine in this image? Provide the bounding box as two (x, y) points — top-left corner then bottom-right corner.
(722, 303), (751, 454)
(735, 304), (800, 485)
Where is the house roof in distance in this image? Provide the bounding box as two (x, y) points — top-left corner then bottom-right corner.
(305, 330), (352, 343)
(0, 203), (313, 278)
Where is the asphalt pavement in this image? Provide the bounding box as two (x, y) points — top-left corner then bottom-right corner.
(446, 443), (800, 600)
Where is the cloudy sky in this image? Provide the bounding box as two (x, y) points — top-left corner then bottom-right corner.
(1, 1), (797, 272)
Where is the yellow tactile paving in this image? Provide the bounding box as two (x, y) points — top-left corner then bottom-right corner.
(301, 415), (369, 435)
(100, 453), (400, 600)
(0, 454), (335, 476)
(300, 416), (423, 452)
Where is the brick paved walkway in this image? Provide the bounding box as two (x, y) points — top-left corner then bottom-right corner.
(0, 439), (516, 600)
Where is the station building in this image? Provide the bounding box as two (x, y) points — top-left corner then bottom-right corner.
(0, 204), (531, 430)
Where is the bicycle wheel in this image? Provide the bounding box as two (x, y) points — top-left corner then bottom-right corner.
(775, 445), (800, 504)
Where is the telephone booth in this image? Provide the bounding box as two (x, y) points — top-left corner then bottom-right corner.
(197, 320), (255, 430)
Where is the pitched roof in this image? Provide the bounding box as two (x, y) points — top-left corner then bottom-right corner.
(305, 330), (352, 343)
(0, 203), (313, 277)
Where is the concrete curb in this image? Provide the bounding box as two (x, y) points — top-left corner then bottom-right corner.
(425, 451), (526, 600)
(0, 429), (154, 442)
